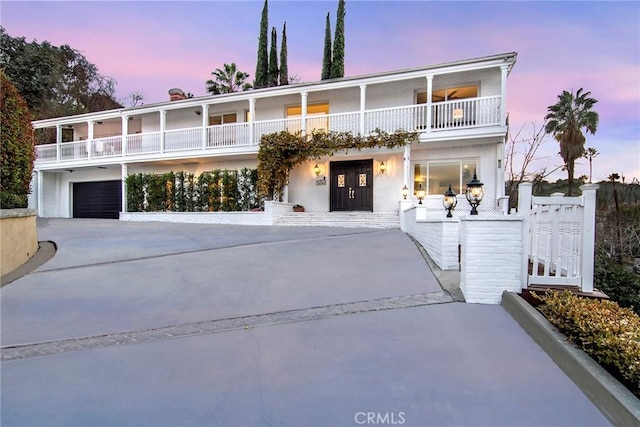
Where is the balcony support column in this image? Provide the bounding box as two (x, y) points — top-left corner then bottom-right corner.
(122, 115), (129, 155)
(121, 163), (128, 214)
(201, 104), (209, 150)
(56, 125), (62, 161)
(159, 110), (167, 153)
(426, 75), (433, 132)
(301, 92), (308, 136)
(403, 145), (410, 188)
(87, 120), (94, 159)
(359, 84), (366, 135)
(37, 170), (44, 217)
(500, 65), (508, 126)
(249, 98), (256, 145)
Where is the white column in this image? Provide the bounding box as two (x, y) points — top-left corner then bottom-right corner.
(87, 120), (94, 159)
(249, 98), (256, 145)
(300, 92), (308, 136)
(56, 125), (62, 161)
(121, 163), (128, 214)
(403, 145), (410, 187)
(426, 75), (433, 132)
(580, 183), (599, 293)
(201, 104), (209, 150)
(500, 65), (508, 126)
(159, 110), (167, 153)
(121, 115), (129, 155)
(37, 170), (44, 217)
(518, 183), (533, 289)
(359, 84), (367, 135)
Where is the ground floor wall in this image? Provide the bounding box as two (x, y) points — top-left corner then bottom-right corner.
(0, 209), (38, 276)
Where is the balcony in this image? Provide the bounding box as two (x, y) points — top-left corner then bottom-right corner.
(35, 96), (503, 166)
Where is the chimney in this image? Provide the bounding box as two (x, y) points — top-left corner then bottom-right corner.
(168, 88), (187, 101)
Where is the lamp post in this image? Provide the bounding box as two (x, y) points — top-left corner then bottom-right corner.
(416, 184), (426, 205)
(465, 172), (484, 215)
(443, 184), (457, 218)
(401, 185), (409, 200)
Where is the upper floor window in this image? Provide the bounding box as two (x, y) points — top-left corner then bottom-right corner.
(416, 85), (478, 104)
(413, 160), (477, 196)
(209, 113), (237, 126)
(286, 102), (329, 133)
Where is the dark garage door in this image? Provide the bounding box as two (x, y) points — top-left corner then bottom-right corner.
(73, 181), (122, 219)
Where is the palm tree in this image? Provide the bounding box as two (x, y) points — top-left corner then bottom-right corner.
(544, 88), (599, 195)
(583, 147), (599, 183)
(206, 63), (253, 95)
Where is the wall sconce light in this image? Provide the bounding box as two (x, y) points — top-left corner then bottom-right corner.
(96, 121), (103, 125)
(443, 184), (457, 218)
(313, 164), (322, 176)
(401, 185), (409, 200)
(465, 172), (484, 215)
(379, 161), (387, 174)
(416, 183), (426, 205)
(195, 110), (202, 116)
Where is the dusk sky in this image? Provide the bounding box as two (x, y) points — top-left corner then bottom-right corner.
(3, 1), (639, 182)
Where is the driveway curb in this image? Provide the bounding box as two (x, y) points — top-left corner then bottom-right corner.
(501, 291), (640, 427)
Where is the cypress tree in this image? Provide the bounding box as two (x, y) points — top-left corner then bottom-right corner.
(268, 27), (279, 87)
(254, 0), (269, 88)
(330, 0), (345, 79)
(279, 22), (289, 86)
(321, 12), (332, 80)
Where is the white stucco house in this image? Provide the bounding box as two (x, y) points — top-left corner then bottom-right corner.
(30, 52), (517, 224)
(28, 51), (603, 304)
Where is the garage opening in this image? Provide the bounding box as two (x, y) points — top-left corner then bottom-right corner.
(73, 181), (122, 219)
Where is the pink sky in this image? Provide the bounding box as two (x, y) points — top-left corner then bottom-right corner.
(3, 0), (639, 182)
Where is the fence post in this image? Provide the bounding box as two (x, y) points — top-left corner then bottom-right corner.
(580, 184), (599, 292)
(518, 183), (533, 289)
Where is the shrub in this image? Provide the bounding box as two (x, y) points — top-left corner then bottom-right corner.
(595, 250), (640, 315)
(534, 291), (640, 397)
(0, 70), (36, 208)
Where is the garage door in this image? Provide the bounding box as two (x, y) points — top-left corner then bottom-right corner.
(73, 181), (122, 219)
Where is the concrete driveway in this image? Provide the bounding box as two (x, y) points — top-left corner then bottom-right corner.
(1, 219), (608, 426)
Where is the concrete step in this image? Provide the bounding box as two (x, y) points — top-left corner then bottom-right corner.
(274, 212), (400, 229)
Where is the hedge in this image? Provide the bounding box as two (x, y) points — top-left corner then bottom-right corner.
(534, 291), (640, 398)
(126, 168), (259, 213)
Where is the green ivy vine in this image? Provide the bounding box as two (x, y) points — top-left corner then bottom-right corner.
(257, 128), (419, 200)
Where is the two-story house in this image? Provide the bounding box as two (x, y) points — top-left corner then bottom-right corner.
(29, 52), (517, 225)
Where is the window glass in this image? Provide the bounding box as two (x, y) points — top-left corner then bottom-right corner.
(209, 113), (237, 126)
(413, 160), (478, 196)
(416, 85), (478, 104)
(286, 102), (329, 133)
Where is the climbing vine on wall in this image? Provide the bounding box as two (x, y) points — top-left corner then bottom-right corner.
(257, 128), (419, 201)
(125, 168), (259, 213)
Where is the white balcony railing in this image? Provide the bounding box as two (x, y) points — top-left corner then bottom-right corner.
(35, 97), (503, 165)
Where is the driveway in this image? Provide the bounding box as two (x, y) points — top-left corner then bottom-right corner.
(1, 219), (608, 426)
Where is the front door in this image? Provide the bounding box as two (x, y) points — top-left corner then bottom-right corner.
(330, 160), (373, 211)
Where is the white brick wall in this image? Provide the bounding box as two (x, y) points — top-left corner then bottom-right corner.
(459, 216), (523, 304)
(401, 207), (460, 270)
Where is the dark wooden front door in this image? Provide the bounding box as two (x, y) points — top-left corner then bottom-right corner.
(330, 160), (373, 212)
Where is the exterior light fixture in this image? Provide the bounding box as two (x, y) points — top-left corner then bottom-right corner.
(313, 164), (322, 176)
(379, 161), (387, 174)
(465, 172), (484, 215)
(443, 184), (457, 218)
(416, 184), (426, 205)
(401, 185), (409, 200)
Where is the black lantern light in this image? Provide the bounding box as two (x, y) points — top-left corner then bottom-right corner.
(416, 184), (426, 205)
(401, 185), (409, 200)
(443, 184), (457, 218)
(465, 171), (484, 215)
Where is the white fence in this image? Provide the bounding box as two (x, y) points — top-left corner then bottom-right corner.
(519, 183), (599, 292)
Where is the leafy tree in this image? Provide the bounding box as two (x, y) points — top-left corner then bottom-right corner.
(279, 22), (288, 86)
(544, 88), (599, 195)
(268, 27), (279, 87)
(330, 0), (345, 79)
(0, 71), (36, 208)
(206, 63), (252, 94)
(321, 12), (333, 80)
(254, 0), (269, 89)
(0, 27), (121, 121)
